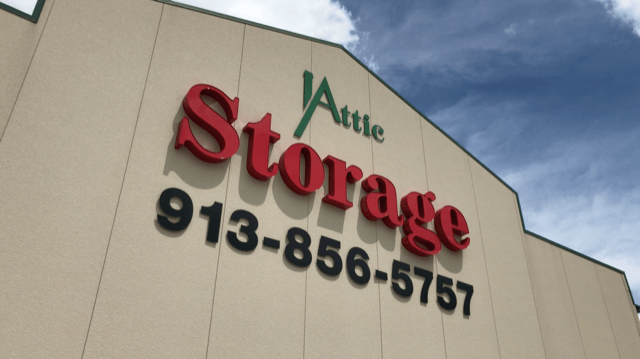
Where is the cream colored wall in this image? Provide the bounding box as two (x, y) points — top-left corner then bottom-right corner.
(422, 123), (501, 359)
(469, 159), (547, 358)
(596, 264), (640, 358)
(562, 250), (621, 358)
(1, 1), (638, 358)
(304, 43), (382, 359)
(0, 0), (53, 138)
(0, 0), (163, 357)
(82, 6), (245, 357)
(206, 24), (312, 359)
(524, 234), (586, 359)
(369, 73), (447, 359)
(525, 234), (640, 359)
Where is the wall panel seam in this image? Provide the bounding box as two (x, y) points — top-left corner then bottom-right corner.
(366, 73), (385, 359)
(595, 266), (623, 358)
(514, 194), (548, 358)
(561, 251), (598, 358)
(418, 117), (448, 358)
(558, 247), (589, 358)
(204, 22), (247, 359)
(302, 39), (312, 359)
(467, 157), (502, 359)
(79, 4), (165, 357)
(0, 0), (55, 144)
(418, 119), (429, 191)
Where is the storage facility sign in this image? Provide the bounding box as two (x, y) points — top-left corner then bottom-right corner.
(157, 72), (475, 316)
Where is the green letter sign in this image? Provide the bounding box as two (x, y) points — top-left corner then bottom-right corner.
(295, 70), (384, 142)
(295, 71), (341, 138)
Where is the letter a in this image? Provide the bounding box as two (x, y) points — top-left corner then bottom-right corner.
(294, 70), (341, 138)
(360, 175), (404, 228)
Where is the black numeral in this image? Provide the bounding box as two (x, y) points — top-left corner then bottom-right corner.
(157, 188), (473, 315)
(200, 201), (223, 243)
(346, 247), (370, 285)
(391, 260), (413, 297)
(414, 266), (433, 303)
(316, 236), (342, 276)
(436, 275), (457, 311)
(157, 188), (193, 232)
(226, 209), (259, 251)
(285, 227), (312, 267)
(457, 281), (474, 315)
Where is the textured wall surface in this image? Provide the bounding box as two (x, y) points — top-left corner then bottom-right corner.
(0, 0), (162, 357)
(0, 0), (53, 138)
(1, 1), (638, 358)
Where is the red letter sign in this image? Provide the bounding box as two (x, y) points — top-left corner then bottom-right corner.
(400, 191), (441, 256)
(243, 114), (281, 180)
(360, 175), (404, 228)
(279, 143), (325, 195)
(175, 84), (240, 163)
(435, 205), (470, 251)
(322, 156), (363, 209)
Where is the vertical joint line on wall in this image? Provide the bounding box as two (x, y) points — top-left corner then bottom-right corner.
(515, 194), (549, 359)
(301, 40), (313, 359)
(418, 118), (429, 190)
(595, 265), (623, 358)
(0, 0), (55, 143)
(559, 251), (589, 359)
(418, 115), (446, 357)
(80, 4), (166, 357)
(467, 157), (503, 359)
(204, 22), (248, 359)
(366, 74), (384, 359)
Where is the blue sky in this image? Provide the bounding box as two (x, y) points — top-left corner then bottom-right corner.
(175, 0), (640, 303)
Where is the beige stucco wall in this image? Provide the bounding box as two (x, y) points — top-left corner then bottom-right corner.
(525, 233), (640, 359)
(0, 0), (163, 357)
(524, 234), (586, 359)
(304, 43), (382, 359)
(1, 1), (638, 358)
(0, 0), (53, 138)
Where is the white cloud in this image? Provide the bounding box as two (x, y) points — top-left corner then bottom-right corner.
(597, 0), (640, 36)
(434, 93), (640, 302)
(174, 0), (360, 49)
(173, 0), (379, 71)
(504, 23), (517, 36)
(432, 91), (640, 301)
(501, 131), (640, 300)
(361, 55), (380, 72)
(430, 94), (529, 163)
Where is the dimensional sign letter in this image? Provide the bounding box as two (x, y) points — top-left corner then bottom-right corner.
(175, 84), (240, 163)
(360, 175), (404, 228)
(400, 191), (441, 256)
(435, 206), (470, 251)
(243, 113), (281, 180)
(294, 71), (341, 138)
(279, 143), (325, 195)
(322, 156), (363, 209)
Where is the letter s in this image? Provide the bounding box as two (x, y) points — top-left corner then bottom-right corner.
(174, 84), (240, 163)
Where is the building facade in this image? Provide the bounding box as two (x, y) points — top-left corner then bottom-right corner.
(1, 0), (639, 358)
